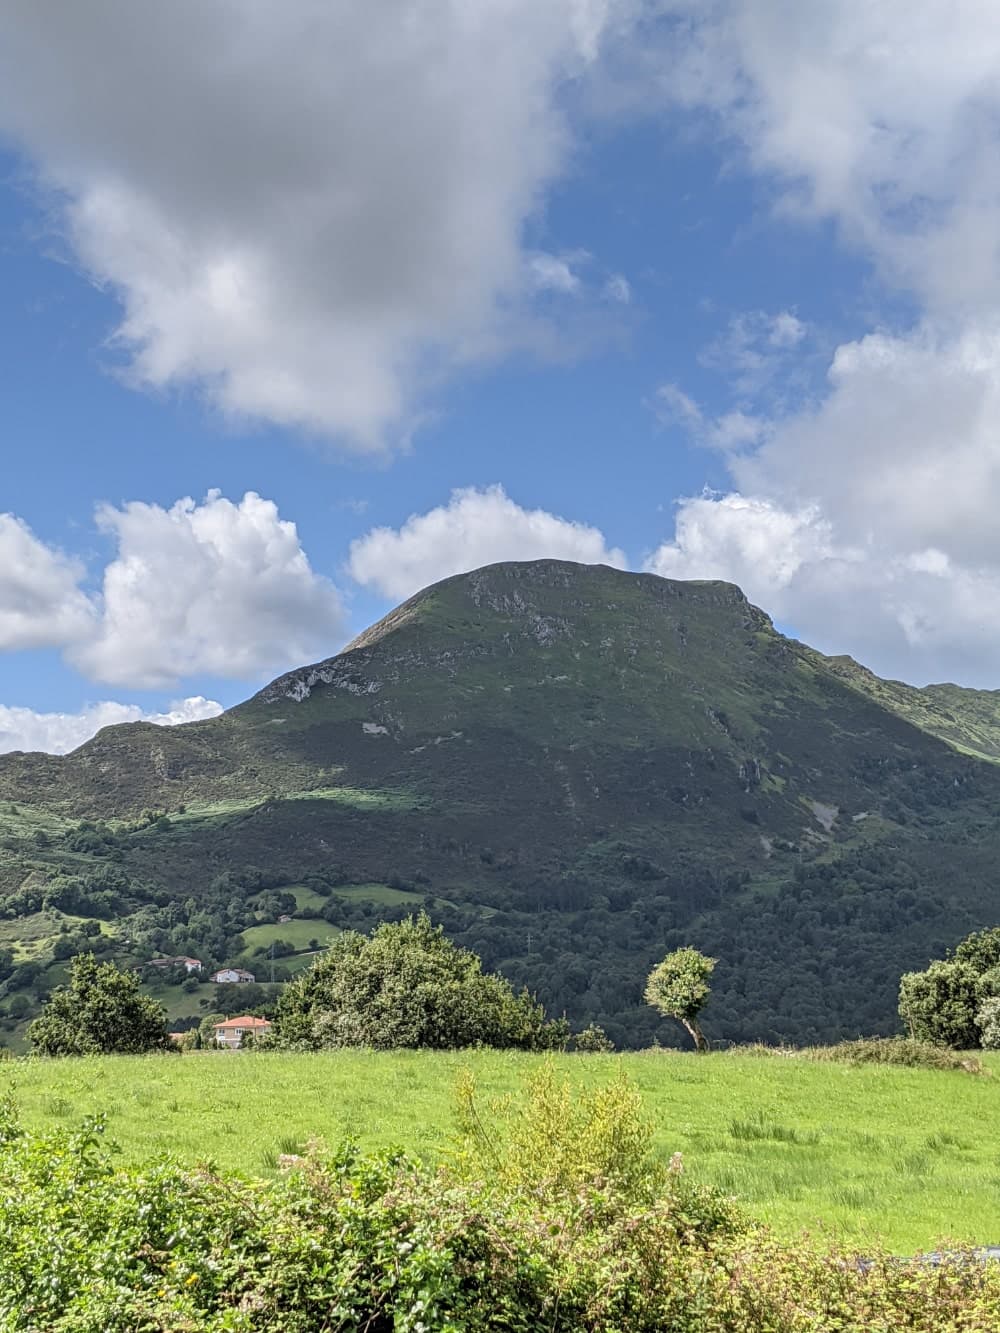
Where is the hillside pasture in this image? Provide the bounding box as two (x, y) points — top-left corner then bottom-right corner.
(2, 1048), (997, 1252)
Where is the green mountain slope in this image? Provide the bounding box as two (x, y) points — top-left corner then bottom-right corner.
(2, 559), (1000, 1048)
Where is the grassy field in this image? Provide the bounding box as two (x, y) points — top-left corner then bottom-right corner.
(1, 1048), (997, 1252)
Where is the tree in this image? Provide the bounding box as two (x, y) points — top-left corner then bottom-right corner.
(898, 960), (982, 1049)
(644, 947), (716, 1052)
(273, 912), (567, 1051)
(898, 928), (1000, 1049)
(28, 955), (173, 1056)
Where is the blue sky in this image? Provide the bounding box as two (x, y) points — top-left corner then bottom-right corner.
(2, 2), (1000, 752)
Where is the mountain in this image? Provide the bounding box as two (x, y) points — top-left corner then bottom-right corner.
(3, 558), (1000, 1049)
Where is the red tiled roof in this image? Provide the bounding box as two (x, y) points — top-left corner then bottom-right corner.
(212, 1015), (272, 1030)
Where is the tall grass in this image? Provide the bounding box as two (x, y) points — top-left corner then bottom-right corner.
(1, 1047), (997, 1251)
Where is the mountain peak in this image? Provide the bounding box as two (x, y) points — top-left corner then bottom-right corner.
(256, 559), (767, 706)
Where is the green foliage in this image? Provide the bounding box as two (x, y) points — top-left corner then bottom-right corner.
(802, 1036), (985, 1072)
(899, 927), (1000, 1049)
(273, 912), (567, 1051)
(0, 1084), (999, 1330)
(27, 955), (173, 1057)
(954, 925), (1000, 972)
(4, 1047), (1000, 1249)
(573, 1022), (615, 1052)
(645, 946), (716, 1051)
(899, 960), (982, 1048)
(977, 996), (1000, 1049)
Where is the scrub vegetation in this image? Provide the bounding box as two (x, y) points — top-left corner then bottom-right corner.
(2, 1046), (997, 1253)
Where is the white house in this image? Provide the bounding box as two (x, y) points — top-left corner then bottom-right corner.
(212, 1015), (272, 1049)
(210, 967), (256, 984)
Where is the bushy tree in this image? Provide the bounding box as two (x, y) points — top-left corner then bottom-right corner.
(645, 947), (716, 1052)
(273, 913), (567, 1051)
(899, 928), (1000, 1049)
(898, 960), (982, 1049)
(28, 955), (173, 1056)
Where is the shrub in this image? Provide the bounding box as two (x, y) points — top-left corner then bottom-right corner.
(805, 1036), (985, 1072)
(1, 1084), (999, 1331)
(273, 912), (567, 1051)
(573, 1022), (615, 1052)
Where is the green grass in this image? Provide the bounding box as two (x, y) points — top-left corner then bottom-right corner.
(334, 881), (426, 906)
(2, 1048), (997, 1252)
(241, 918), (338, 952)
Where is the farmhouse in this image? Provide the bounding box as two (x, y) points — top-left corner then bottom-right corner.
(210, 967), (256, 984)
(148, 955), (203, 974)
(212, 1015), (272, 1049)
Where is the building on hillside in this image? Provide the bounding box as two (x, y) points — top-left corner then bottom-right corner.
(212, 1015), (272, 1049)
(148, 955), (203, 974)
(210, 967), (256, 984)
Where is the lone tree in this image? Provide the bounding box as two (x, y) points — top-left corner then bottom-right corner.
(273, 912), (567, 1051)
(645, 947), (716, 1052)
(28, 955), (173, 1056)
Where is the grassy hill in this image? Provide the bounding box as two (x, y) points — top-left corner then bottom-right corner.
(4, 559), (1000, 1047)
(3, 1047), (997, 1252)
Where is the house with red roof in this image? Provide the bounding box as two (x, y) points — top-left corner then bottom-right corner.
(212, 1015), (272, 1049)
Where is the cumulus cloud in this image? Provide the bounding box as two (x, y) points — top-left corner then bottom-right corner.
(0, 695), (223, 756)
(70, 491), (345, 688)
(640, 5), (1000, 684)
(663, 1), (1000, 314)
(0, 514), (94, 650)
(0, 1), (633, 447)
(348, 484), (626, 600)
(649, 319), (1000, 683)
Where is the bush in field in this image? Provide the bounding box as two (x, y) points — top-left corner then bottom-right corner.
(272, 912), (567, 1051)
(573, 1022), (615, 1052)
(28, 955), (173, 1057)
(1, 1085), (999, 1331)
(803, 1036), (985, 1072)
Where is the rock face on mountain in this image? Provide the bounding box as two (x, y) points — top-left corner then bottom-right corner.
(4, 559), (1000, 1047)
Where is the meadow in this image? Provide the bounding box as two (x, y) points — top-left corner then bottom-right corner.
(2, 1047), (997, 1253)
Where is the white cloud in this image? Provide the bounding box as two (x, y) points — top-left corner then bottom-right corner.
(641, 7), (1000, 684)
(664, 1), (1000, 314)
(647, 492), (838, 591)
(602, 274), (632, 304)
(0, 514), (94, 650)
(0, 1), (632, 448)
(655, 384), (767, 452)
(649, 318), (1000, 684)
(0, 695), (223, 756)
(348, 484), (626, 600)
(529, 253), (584, 295)
(71, 491), (345, 688)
